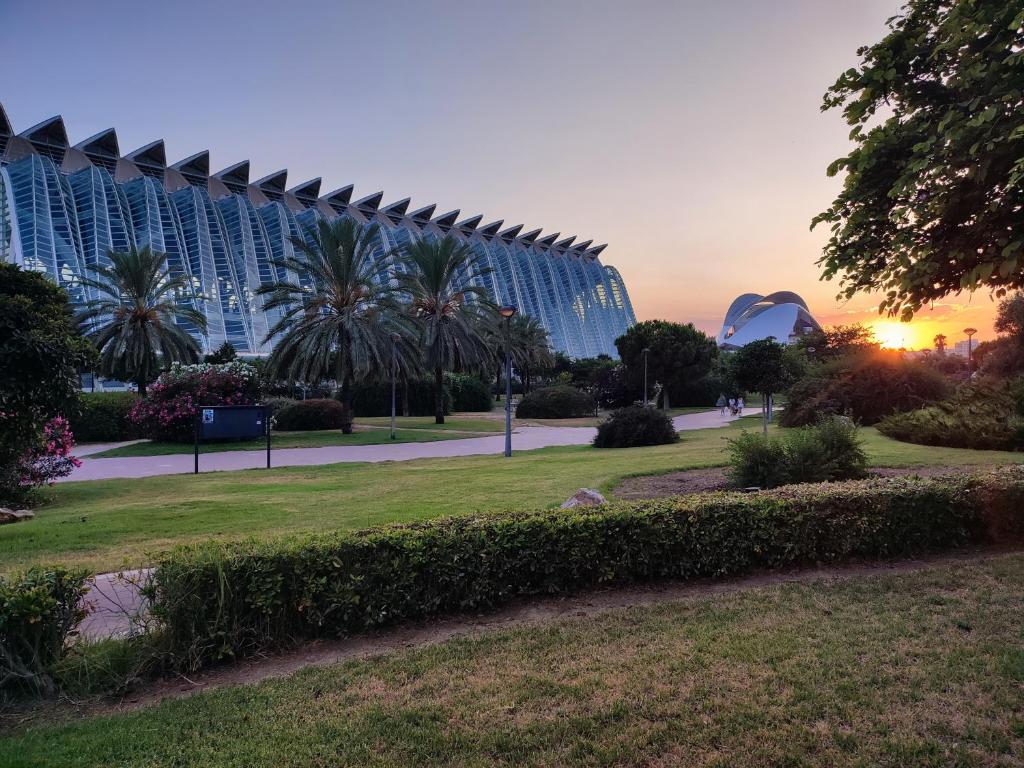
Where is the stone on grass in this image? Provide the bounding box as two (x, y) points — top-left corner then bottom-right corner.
(560, 488), (607, 509)
(0, 508), (34, 525)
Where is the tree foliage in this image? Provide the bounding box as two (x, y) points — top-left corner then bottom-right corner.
(730, 339), (797, 433)
(77, 246), (205, 395)
(615, 320), (718, 409)
(814, 1), (1024, 319)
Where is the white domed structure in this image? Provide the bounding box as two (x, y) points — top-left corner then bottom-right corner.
(717, 291), (821, 349)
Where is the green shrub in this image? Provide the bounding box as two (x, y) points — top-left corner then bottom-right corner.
(274, 399), (347, 431)
(69, 392), (139, 442)
(351, 379), (450, 417)
(1, 568), (89, 701)
(593, 406), (678, 448)
(516, 385), (596, 419)
(728, 416), (867, 488)
(446, 373), (492, 412)
(877, 378), (1024, 451)
(781, 354), (951, 426)
(265, 397), (298, 418)
(147, 468), (1024, 671)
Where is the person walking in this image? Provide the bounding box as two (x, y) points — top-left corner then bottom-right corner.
(716, 394), (727, 415)
(737, 396), (744, 415)
(728, 397), (736, 415)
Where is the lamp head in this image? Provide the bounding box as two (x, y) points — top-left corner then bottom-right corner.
(963, 327), (978, 337)
(499, 306), (518, 319)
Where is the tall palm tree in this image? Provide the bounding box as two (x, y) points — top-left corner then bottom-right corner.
(397, 235), (492, 424)
(257, 217), (399, 433)
(76, 245), (206, 396)
(934, 333), (948, 354)
(509, 314), (554, 394)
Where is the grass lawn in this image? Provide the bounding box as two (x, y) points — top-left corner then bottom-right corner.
(4, 554), (1022, 766)
(87, 424), (501, 459)
(3, 420), (1022, 574)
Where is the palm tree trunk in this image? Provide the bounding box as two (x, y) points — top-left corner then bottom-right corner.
(340, 375), (354, 434)
(434, 366), (445, 424)
(402, 376), (409, 417)
(495, 366), (502, 402)
(137, 377), (147, 398)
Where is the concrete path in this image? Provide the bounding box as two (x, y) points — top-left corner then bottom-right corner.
(67, 409), (753, 483)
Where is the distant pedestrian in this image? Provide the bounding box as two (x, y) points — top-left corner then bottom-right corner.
(737, 397), (744, 415)
(716, 394), (727, 415)
(728, 397), (736, 415)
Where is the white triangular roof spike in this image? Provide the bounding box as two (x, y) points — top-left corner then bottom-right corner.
(433, 209), (460, 227)
(19, 115), (69, 147)
(288, 178), (322, 199)
(74, 128), (120, 158)
(520, 228), (542, 244)
(125, 139), (166, 168)
(457, 214), (483, 231)
(354, 191), (383, 211)
(410, 203), (436, 221)
(214, 160), (250, 185)
(499, 224), (524, 240)
(381, 197), (411, 216)
(554, 235), (576, 250)
(171, 150), (210, 177)
(321, 184), (354, 205)
(254, 170), (287, 192)
(586, 243), (608, 256)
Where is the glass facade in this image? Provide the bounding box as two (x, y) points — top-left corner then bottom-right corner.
(0, 110), (637, 357)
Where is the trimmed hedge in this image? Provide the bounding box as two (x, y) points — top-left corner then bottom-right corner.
(147, 467), (1024, 671)
(1, 568), (89, 701)
(274, 399), (347, 431)
(516, 385), (596, 419)
(69, 392), (139, 442)
(352, 378), (451, 417)
(593, 406), (679, 448)
(446, 373), (492, 413)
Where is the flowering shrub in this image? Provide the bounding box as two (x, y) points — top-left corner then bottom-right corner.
(131, 361), (262, 442)
(0, 417), (81, 505)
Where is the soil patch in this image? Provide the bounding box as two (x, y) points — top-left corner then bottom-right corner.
(613, 465), (967, 500)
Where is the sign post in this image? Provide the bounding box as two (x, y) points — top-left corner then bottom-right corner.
(193, 405), (271, 474)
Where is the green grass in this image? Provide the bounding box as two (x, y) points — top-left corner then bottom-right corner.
(3, 421), (1022, 574)
(5, 554), (1022, 766)
(87, 425), (500, 458)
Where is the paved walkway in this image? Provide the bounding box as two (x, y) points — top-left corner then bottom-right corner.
(68, 409), (753, 482)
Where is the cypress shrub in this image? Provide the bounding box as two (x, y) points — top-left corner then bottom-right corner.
(147, 467), (1024, 671)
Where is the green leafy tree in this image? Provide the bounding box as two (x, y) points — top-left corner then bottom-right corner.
(814, 1), (1024, 320)
(76, 246), (205, 396)
(0, 264), (95, 498)
(397, 235), (492, 424)
(731, 338), (797, 434)
(615, 320), (718, 410)
(257, 218), (398, 433)
(204, 341), (237, 365)
(796, 323), (878, 363)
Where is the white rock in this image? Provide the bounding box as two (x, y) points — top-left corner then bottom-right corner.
(560, 488), (607, 509)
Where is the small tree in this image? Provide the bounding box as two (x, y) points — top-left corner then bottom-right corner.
(933, 334), (947, 354)
(730, 339), (795, 434)
(204, 341), (237, 365)
(615, 320), (718, 410)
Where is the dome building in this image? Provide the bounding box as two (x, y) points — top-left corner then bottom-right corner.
(717, 291), (821, 349)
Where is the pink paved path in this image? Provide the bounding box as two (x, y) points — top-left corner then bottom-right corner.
(68, 409), (752, 482)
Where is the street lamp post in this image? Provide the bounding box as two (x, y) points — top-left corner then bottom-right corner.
(642, 347), (650, 406)
(499, 306), (518, 457)
(390, 333), (401, 440)
(963, 327), (978, 378)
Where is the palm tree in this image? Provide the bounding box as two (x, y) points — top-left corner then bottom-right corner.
(934, 333), (948, 354)
(257, 217), (399, 433)
(76, 245), (206, 396)
(397, 235), (492, 424)
(509, 314), (554, 394)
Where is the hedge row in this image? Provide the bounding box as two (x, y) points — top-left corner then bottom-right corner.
(147, 467), (1024, 671)
(0, 568), (89, 701)
(68, 392), (140, 442)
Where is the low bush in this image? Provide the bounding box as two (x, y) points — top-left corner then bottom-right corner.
(130, 361), (262, 442)
(351, 378), (450, 417)
(147, 467), (1024, 671)
(446, 373), (492, 413)
(516, 385), (596, 419)
(264, 397), (298, 418)
(728, 416), (867, 488)
(877, 378), (1024, 451)
(69, 392), (139, 442)
(781, 354), (951, 427)
(274, 399), (347, 431)
(1, 567), (89, 701)
(593, 406), (678, 448)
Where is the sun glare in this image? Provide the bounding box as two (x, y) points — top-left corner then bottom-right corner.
(870, 321), (915, 350)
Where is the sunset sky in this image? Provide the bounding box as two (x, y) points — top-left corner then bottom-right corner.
(1, 0), (999, 350)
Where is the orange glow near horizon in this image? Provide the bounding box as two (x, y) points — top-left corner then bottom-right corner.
(869, 321), (919, 350)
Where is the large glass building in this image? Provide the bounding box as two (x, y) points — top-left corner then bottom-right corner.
(0, 105), (636, 357)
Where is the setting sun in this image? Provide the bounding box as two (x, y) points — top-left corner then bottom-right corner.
(869, 321), (920, 350)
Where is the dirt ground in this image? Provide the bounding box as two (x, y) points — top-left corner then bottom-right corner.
(613, 465), (964, 500)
